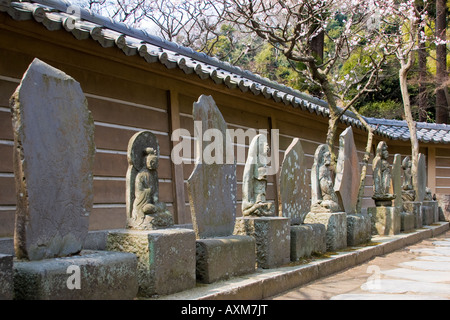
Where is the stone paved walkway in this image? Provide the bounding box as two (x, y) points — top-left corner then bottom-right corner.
(269, 229), (450, 300)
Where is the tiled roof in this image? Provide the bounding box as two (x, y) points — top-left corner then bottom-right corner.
(2, 0), (450, 144)
(366, 117), (450, 144)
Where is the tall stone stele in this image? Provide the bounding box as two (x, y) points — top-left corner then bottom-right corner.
(126, 131), (174, 230)
(280, 138), (326, 261)
(187, 95), (255, 283)
(10, 58), (95, 261)
(11, 59), (138, 299)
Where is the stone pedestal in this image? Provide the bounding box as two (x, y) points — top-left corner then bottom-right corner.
(196, 235), (255, 284)
(423, 200), (439, 223)
(368, 207), (401, 236)
(0, 254), (13, 300)
(421, 202), (435, 225)
(13, 250), (138, 300)
(234, 216), (290, 269)
(403, 201), (422, 228)
(106, 228), (196, 297)
(290, 224), (326, 261)
(346, 213), (371, 246)
(304, 212), (347, 251)
(401, 212), (415, 232)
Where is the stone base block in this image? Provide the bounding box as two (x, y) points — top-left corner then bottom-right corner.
(403, 201), (422, 228)
(234, 217), (290, 269)
(423, 201), (439, 223)
(290, 224), (326, 261)
(304, 212), (347, 251)
(196, 235), (255, 284)
(106, 228), (196, 297)
(401, 212), (415, 232)
(13, 250), (138, 300)
(347, 213), (372, 246)
(0, 254), (13, 300)
(368, 206), (401, 236)
(421, 204), (434, 225)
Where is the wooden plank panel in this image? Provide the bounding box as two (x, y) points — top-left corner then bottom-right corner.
(93, 179), (125, 204)
(435, 187), (450, 194)
(89, 207), (126, 230)
(94, 125), (171, 156)
(0, 144), (13, 173)
(0, 177), (15, 205)
(436, 178), (450, 188)
(436, 157), (450, 168)
(93, 152), (172, 179)
(0, 210), (15, 237)
(87, 97), (169, 133)
(436, 148), (450, 157)
(0, 79), (18, 107)
(436, 167), (450, 177)
(0, 111), (13, 141)
(94, 152), (127, 177)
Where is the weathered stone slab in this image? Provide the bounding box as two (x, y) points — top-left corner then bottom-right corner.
(347, 213), (371, 246)
(421, 202), (435, 226)
(13, 250), (138, 300)
(234, 216), (290, 268)
(416, 153), (427, 203)
(392, 154), (403, 211)
(304, 212), (347, 251)
(106, 228), (196, 297)
(368, 206), (401, 235)
(404, 201), (423, 228)
(334, 127), (360, 214)
(401, 212), (415, 232)
(436, 194), (450, 221)
(195, 235), (255, 283)
(10, 59), (95, 260)
(290, 224), (326, 261)
(187, 95), (237, 238)
(0, 254), (13, 300)
(279, 138), (309, 224)
(429, 200), (439, 223)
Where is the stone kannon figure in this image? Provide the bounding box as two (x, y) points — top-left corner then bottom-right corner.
(372, 141), (395, 206)
(127, 131), (173, 230)
(401, 156), (416, 202)
(310, 144), (341, 213)
(242, 134), (275, 216)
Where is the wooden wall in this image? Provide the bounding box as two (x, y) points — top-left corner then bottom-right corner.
(0, 16), (449, 237)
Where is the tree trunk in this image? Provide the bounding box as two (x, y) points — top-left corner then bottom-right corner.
(418, 25), (428, 122)
(436, 0), (448, 123)
(350, 106), (374, 213)
(400, 65), (420, 197)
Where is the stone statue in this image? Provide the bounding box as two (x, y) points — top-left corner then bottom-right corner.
(310, 144), (341, 213)
(401, 156), (416, 201)
(242, 134), (275, 216)
(126, 131), (173, 230)
(372, 141), (395, 206)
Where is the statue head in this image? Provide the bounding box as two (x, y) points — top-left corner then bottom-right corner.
(145, 147), (159, 170)
(376, 141), (389, 160)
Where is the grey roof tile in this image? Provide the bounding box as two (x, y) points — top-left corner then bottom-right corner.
(3, 0), (450, 144)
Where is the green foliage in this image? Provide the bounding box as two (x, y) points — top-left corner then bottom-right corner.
(358, 100), (404, 119)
